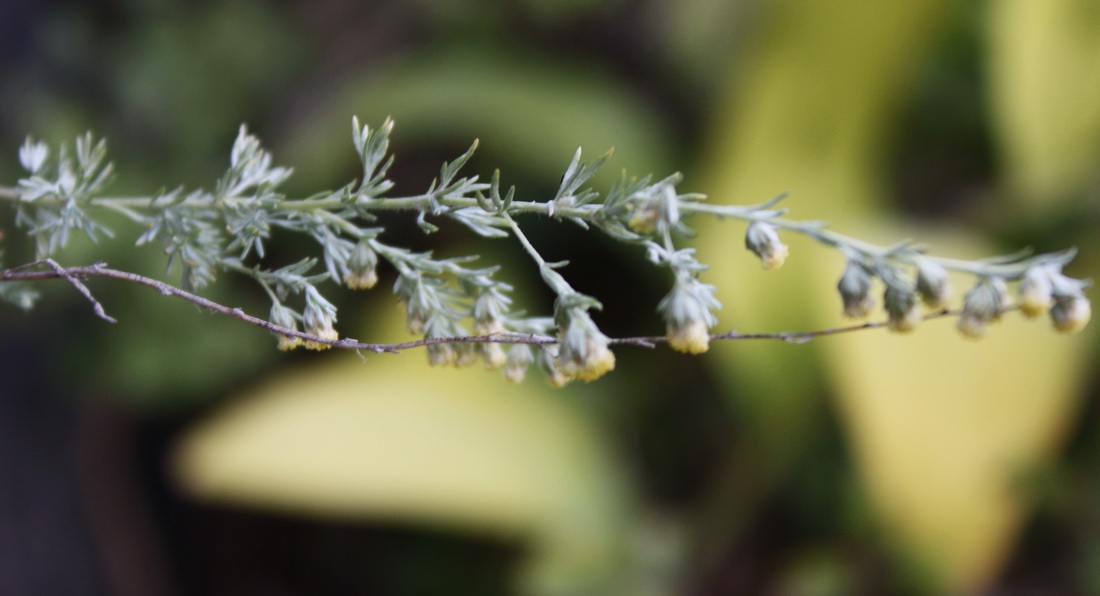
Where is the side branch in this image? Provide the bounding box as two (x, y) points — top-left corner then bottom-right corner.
(0, 262), (976, 353)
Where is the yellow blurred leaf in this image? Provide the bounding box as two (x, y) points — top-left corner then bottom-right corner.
(988, 0), (1100, 206)
(172, 340), (632, 594)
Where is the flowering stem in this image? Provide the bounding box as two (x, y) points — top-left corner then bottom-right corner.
(0, 261), (973, 353)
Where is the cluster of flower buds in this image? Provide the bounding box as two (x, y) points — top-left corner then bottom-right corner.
(832, 248), (1091, 338)
(1007, 261), (1089, 334)
(423, 314), (477, 367)
(553, 301), (616, 383)
(955, 260), (1091, 338)
(836, 254), (958, 334)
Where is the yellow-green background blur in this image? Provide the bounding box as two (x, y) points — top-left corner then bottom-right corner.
(1, 1), (1099, 594)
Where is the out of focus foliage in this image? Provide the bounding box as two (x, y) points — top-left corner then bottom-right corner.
(1, 0), (1099, 595)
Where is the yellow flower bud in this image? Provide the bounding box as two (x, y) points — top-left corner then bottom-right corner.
(1050, 294), (1090, 334)
(1018, 266), (1054, 318)
(667, 319), (711, 354)
(745, 221), (788, 270)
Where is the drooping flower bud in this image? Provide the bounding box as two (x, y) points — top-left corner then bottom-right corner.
(393, 272), (436, 335)
(503, 344), (534, 383)
(883, 277), (921, 333)
(537, 345), (571, 387)
(302, 287), (339, 350)
(915, 259), (952, 309)
(474, 319), (508, 370)
(344, 240), (379, 290)
(472, 288), (511, 369)
(427, 342), (456, 367)
(956, 277), (1009, 339)
(744, 221), (789, 270)
(555, 305), (615, 382)
(837, 259), (875, 319)
(480, 341), (508, 370)
(1050, 289), (1091, 334)
(269, 303), (302, 351)
(454, 343), (478, 368)
(1018, 266), (1054, 318)
(658, 276), (720, 354)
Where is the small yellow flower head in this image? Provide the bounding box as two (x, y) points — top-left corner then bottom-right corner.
(1018, 266), (1054, 318)
(556, 307), (615, 382)
(545, 367), (573, 388)
(427, 342), (456, 367)
(837, 259), (875, 319)
(275, 334), (301, 351)
(472, 315), (509, 370)
(915, 259), (952, 309)
(569, 345), (616, 382)
(659, 276), (719, 354)
(470, 288), (511, 369)
(481, 342), (507, 370)
(1050, 292), (1091, 334)
(423, 316), (471, 367)
(744, 221), (788, 270)
(303, 313), (338, 350)
(269, 303), (301, 351)
(394, 272), (435, 335)
(627, 181), (680, 234)
(454, 343), (479, 368)
(884, 280), (922, 333)
(344, 269), (378, 291)
(405, 312), (426, 336)
(956, 311), (988, 339)
(473, 288), (510, 332)
(302, 287), (339, 350)
(628, 203), (659, 234)
(957, 276), (1009, 339)
(503, 344), (535, 383)
(344, 240), (379, 290)
(668, 319), (711, 354)
(536, 345), (572, 387)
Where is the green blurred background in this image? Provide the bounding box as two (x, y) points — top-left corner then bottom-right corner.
(1, 1), (1099, 594)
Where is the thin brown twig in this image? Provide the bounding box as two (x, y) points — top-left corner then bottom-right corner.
(0, 261), (970, 353)
(40, 258), (117, 323)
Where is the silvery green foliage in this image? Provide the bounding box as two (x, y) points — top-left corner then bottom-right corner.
(0, 118), (1092, 385)
(16, 135), (114, 256)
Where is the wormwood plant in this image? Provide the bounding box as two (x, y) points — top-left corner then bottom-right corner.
(0, 118), (1091, 386)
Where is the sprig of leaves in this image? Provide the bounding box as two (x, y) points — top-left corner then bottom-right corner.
(0, 118), (1091, 386)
